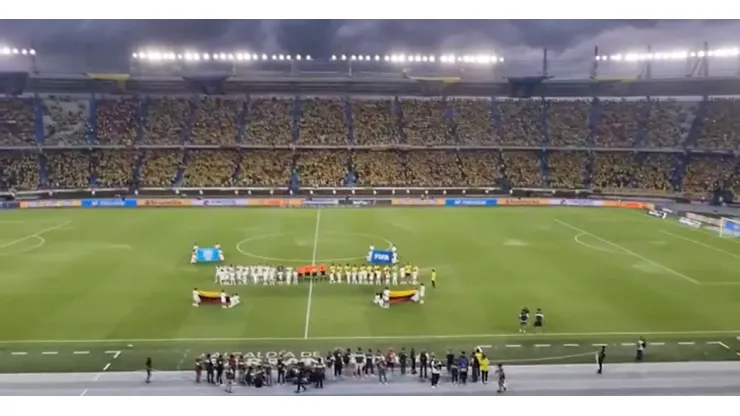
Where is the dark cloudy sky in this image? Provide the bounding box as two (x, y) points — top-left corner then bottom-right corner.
(2, 20), (739, 77)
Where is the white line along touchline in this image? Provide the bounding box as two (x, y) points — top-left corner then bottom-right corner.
(554, 219), (700, 285)
(303, 209), (321, 340)
(2, 329), (739, 344)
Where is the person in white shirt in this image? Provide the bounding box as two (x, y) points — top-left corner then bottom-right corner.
(367, 245), (375, 262)
(220, 290), (228, 309)
(286, 267), (293, 285)
(229, 293), (240, 308)
(374, 293), (381, 306)
(192, 288), (201, 307)
(419, 283), (426, 304)
(382, 288), (390, 309)
(292, 268), (299, 284)
(277, 267), (284, 285)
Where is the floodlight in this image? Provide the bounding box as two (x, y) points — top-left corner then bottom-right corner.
(1, 47), (10, 55)
(132, 53), (138, 59)
(296, 54), (302, 61)
(375, 55), (380, 61)
(12, 48), (18, 54)
(278, 54), (284, 60)
(429, 55), (436, 63)
(384, 55), (390, 61)
(350, 55), (357, 61)
(306, 55), (312, 60)
(286, 55), (292, 60)
(331, 54), (337, 61)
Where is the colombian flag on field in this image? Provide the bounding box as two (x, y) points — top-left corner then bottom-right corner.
(389, 289), (418, 304)
(197, 290), (229, 304)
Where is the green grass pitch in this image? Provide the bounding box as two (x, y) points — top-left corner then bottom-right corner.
(1, 206), (740, 373)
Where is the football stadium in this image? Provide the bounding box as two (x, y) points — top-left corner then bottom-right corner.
(2, 43), (740, 394)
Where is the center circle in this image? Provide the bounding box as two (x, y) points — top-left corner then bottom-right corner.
(235, 231), (393, 264)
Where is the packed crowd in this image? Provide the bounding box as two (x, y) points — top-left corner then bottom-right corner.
(0, 96), (737, 148)
(1, 147), (738, 196)
(2, 96), (740, 195)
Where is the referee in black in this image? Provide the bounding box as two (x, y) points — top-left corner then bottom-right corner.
(596, 346), (606, 374)
(145, 357), (152, 384)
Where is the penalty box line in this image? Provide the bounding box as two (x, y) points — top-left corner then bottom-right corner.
(554, 218), (700, 285)
(2, 329), (740, 345)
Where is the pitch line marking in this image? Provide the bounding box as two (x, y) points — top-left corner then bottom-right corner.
(651, 342), (665, 346)
(0, 235), (46, 256)
(660, 230), (740, 260)
(303, 209), (321, 340)
(80, 389), (88, 396)
(0, 220), (71, 250)
(2, 330), (739, 345)
(505, 344), (521, 348)
(707, 341), (731, 350)
(563, 344), (580, 347)
(677, 341), (695, 345)
(555, 219), (700, 285)
(592, 343), (607, 347)
(73, 351), (90, 355)
(573, 233), (619, 254)
(534, 344), (550, 348)
(95, 350), (122, 381)
(41, 351), (58, 355)
(10, 352), (27, 355)
(620, 343), (634, 347)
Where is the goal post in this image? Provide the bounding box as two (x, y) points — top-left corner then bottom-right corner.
(720, 218), (740, 238)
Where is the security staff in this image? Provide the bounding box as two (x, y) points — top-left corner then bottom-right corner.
(205, 354), (215, 384)
(597, 346), (606, 374)
(145, 357), (152, 384)
(399, 348), (408, 375)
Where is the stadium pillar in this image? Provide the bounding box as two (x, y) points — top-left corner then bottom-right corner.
(590, 46), (598, 78)
(542, 48), (549, 77)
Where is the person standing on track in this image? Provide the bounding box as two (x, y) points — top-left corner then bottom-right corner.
(597, 346), (606, 374)
(145, 357), (152, 384)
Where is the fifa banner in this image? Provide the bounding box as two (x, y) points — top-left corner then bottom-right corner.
(194, 247), (225, 264)
(389, 288), (420, 304)
(303, 199), (339, 207)
(368, 249), (394, 265)
(81, 199), (137, 208)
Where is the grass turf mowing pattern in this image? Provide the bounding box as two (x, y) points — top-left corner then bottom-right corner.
(1, 207), (740, 372)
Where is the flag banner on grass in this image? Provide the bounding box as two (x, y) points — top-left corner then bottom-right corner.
(368, 249), (394, 265)
(389, 288), (419, 304)
(197, 290), (231, 304)
(193, 247), (224, 264)
(297, 264), (327, 279)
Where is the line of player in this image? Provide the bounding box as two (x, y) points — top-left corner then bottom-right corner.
(215, 263), (423, 286)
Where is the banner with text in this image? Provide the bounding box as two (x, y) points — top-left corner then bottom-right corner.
(20, 200), (81, 208)
(391, 199), (444, 206)
(247, 199), (304, 208)
(139, 199), (192, 207)
(190, 199), (249, 207)
(81, 199), (137, 208)
(444, 199), (498, 206)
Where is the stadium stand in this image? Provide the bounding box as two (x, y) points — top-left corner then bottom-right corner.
(143, 97), (190, 145)
(298, 98), (348, 145)
(42, 96), (91, 146)
(0, 97), (36, 146)
(245, 98), (294, 145)
(351, 99), (399, 145)
(190, 98), (242, 145)
(400, 99), (453, 145)
(236, 150), (293, 187)
(96, 97), (141, 145)
(3, 92), (740, 199)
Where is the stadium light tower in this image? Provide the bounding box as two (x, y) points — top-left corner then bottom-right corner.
(0, 44), (38, 72)
(331, 52), (504, 77)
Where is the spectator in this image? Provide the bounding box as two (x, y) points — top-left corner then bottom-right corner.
(93, 150), (136, 188)
(182, 150), (240, 188)
(299, 99), (348, 145)
(236, 150), (293, 187)
(143, 97), (190, 145)
(190, 97), (242, 145)
(695, 99), (740, 151)
(450, 99), (494, 145)
(548, 100), (589, 147)
(458, 150), (502, 187)
(43, 95), (91, 146)
(0, 152), (39, 191)
(593, 100), (640, 148)
(351, 151), (407, 187)
(502, 151), (542, 188)
(245, 98), (294, 145)
(682, 154), (735, 198)
(592, 152), (636, 190)
(400, 99), (452, 145)
(45, 151), (91, 189)
(0, 97), (35, 146)
(96, 97), (141, 145)
(138, 150), (183, 187)
(547, 151), (587, 189)
(643, 99), (692, 148)
(296, 150), (348, 187)
(498, 100), (543, 146)
(352, 100), (399, 145)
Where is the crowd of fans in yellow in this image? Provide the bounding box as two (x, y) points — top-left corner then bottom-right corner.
(1, 96), (739, 198)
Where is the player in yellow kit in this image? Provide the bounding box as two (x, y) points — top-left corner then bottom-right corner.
(431, 269), (436, 288)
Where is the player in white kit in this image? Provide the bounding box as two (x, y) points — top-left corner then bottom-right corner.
(419, 283), (426, 304)
(192, 288), (201, 307)
(381, 288), (390, 309)
(352, 266), (359, 285)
